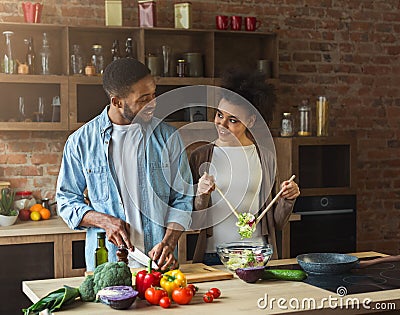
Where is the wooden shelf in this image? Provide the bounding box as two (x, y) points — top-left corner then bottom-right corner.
(0, 23), (279, 131)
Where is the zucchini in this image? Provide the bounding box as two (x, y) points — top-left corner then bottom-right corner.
(262, 269), (307, 281)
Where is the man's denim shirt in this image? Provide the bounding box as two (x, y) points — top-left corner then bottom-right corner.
(56, 106), (193, 271)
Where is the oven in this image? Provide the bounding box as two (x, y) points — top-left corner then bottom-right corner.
(290, 195), (356, 257)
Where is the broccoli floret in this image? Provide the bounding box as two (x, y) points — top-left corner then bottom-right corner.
(93, 262), (132, 294)
(79, 275), (96, 302)
(78, 262), (132, 303)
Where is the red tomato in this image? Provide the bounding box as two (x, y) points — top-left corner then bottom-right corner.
(159, 296), (171, 308)
(187, 284), (198, 295)
(208, 287), (221, 299)
(203, 292), (214, 303)
(144, 287), (168, 305)
(171, 287), (194, 305)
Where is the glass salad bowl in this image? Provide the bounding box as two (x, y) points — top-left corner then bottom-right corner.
(216, 241), (273, 271)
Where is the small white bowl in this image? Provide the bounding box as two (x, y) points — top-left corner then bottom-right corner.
(0, 213), (19, 226)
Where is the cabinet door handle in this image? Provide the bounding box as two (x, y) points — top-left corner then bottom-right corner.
(296, 209), (354, 216)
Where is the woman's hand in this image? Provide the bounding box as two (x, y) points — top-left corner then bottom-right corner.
(280, 179), (300, 200)
(197, 172), (215, 196)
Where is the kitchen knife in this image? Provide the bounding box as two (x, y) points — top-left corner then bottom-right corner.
(128, 248), (158, 269)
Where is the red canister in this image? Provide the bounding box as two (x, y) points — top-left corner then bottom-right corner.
(138, 0), (157, 27)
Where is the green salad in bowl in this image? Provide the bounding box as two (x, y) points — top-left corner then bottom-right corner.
(216, 241), (273, 271)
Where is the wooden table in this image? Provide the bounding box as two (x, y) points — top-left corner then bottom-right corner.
(23, 252), (399, 314)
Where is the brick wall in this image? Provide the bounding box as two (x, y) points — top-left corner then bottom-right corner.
(0, 0), (399, 255)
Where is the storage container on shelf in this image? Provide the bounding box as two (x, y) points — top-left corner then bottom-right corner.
(14, 190), (36, 210)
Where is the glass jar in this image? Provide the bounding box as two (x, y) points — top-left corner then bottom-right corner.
(15, 191), (36, 210)
(280, 112), (294, 137)
(316, 96), (329, 136)
(176, 59), (186, 77)
(298, 100), (311, 136)
(91, 44), (104, 75)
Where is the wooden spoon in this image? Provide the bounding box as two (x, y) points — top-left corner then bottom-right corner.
(255, 175), (296, 225)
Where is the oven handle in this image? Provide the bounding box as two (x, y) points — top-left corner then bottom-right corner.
(296, 209), (354, 216)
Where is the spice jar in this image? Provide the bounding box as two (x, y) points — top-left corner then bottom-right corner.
(176, 59), (186, 77)
(316, 96), (329, 136)
(280, 112), (294, 137)
(298, 100), (311, 136)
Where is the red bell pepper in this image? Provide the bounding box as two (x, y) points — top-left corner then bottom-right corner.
(135, 259), (162, 299)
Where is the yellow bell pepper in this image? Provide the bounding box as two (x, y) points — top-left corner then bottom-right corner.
(160, 269), (187, 295)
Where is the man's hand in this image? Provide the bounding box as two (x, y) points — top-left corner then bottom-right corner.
(80, 210), (134, 251)
(148, 222), (184, 271)
(149, 242), (178, 271)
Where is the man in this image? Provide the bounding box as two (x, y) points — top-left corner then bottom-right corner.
(56, 58), (193, 271)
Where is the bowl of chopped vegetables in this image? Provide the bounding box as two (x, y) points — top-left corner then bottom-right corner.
(216, 241), (273, 271)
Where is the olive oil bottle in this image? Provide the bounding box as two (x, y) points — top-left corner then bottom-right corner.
(95, 232), (108, 267)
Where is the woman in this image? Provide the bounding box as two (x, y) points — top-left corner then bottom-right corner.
(189, 67), (300, 265)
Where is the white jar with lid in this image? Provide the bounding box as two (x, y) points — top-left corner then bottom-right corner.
(14, 190), (36, 210)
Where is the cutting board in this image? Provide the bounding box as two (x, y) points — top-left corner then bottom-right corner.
(86, 263), (233, 283)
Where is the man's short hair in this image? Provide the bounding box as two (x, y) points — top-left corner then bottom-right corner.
(103, 58), (151, 99)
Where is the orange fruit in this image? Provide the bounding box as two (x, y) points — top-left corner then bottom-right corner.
(30, 211), (41, 221)
(30, 203), (43, 212)
(39, 208), (51, 220)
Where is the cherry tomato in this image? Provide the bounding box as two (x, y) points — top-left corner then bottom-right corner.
(203, 292), (214, 303)
(208, 287), (221, 299)
(159, 296), (171, 308)
(187, 284), (198, 296)
(144, 287), (168, 305)
(171, 287), (194, 305)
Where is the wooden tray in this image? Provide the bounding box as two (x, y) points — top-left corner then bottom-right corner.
(86, 263), (233, 284)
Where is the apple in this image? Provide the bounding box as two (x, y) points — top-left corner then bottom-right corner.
(18, 209), (31, 221)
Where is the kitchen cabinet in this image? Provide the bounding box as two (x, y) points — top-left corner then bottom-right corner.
(0, 22), (278, 130)
(0, 217), (85, 315)
(274, 136), (358, 257)
(273, 136), (357, 196)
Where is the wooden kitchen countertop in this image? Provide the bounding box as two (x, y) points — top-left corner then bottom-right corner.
(0, 216), (85, 237)
(23, 252), (399, 314)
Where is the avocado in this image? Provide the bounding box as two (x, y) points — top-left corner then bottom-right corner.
(235, 266), (265, 283)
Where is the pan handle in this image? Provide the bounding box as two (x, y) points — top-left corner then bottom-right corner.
(358, 255), (400, 268)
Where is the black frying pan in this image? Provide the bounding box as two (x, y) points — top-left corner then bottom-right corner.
(297, 253), (400, 275)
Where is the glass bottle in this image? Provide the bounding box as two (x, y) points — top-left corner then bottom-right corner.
(70, 44), (83, 75)
(18, 96), (26, 122)
(298, 100), (311, 136)
(95, 232), (108, 267)
(51, 96), (61, 122)
(125, 38), (135, 58)
(3, 31), (15, 74)
(111, 39), (121, 61)
(24, 37), (35, 75)
(91, 44), (104, 75)
(39, 32), (51, 75)
(280, 112), (294, 137)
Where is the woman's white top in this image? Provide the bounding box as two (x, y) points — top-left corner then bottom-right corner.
(206, 144), (263, 253)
